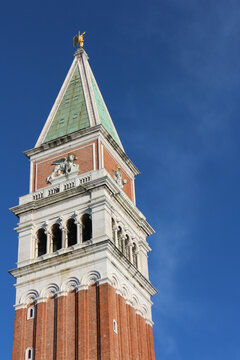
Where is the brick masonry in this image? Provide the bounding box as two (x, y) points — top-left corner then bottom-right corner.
(102, 144), (133, 201)
(32, 139), (134, 202)
(33, 140), (97, 191)
(12, 283), (155, 360)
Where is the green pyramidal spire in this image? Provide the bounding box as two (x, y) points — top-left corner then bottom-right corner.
(44, 66), (89, 143)
(37, 48), (123, 149)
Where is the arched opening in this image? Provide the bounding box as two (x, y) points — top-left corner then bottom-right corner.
(67, 218), (77, 246)
(132, 243), (138, 268)
(25, 347), (33, 360)
(82, 214), (92, 242)
(113, 319), (118, 334)
(27, 306), (35, 320)
(36, 228), (47, 257)
(52, 223), (62, 252)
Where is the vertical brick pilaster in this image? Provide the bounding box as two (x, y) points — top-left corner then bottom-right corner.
(78, 289), (88, 360)
(111, 289), (120, 360)
(56, 295), (67, 360)
(136, 314), (142, 359)
(99, 283), (109, 359)
(12, 308), (25, 360)
(12, 284), (155, 360)
(45, 297), (55, 359)
(88, 284), (98, 360)
(35, 301), (46, 360)
(138, 316), (148, 360)
(66, 291), (76, 360)
(118, 296), (130, 360)
(99, 283), (118, 360)
(129, 306), (139, 360)
(146, 323), (155, 360)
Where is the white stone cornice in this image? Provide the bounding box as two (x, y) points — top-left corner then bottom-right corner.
(35, 296), (47, 304)
(12, 171), (154, 236)
(55, 290), (68, 298)
(125, 299), (133, 306)
(76, 284), (88, 292)
(25, 125), (139, 176)
(145, 319), (154, 327)
(14, 303), (27, 310)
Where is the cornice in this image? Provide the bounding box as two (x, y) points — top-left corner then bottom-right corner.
(9, 239), (157, 297)
(10, 174), (154, 236)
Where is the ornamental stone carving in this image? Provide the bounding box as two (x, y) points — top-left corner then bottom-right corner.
(62, 277), (80, 292)
(41, 283), (59, 298)
(47, 153), (79, 184)
(113, 167), (127, 189)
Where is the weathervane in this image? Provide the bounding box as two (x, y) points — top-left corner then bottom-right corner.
(73, 31), (86, 48)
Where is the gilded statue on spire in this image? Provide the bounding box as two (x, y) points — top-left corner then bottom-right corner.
(73, 31), (86, 48)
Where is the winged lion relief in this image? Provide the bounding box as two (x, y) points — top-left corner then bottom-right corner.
(47, 153), (79, 184)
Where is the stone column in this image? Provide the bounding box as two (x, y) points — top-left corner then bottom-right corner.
(61, 224), (67, 249)
(48, 229), (53, 254)
(34, 234), (38, 258)
(113, 225), (118, 248)
(75, 218), (83, 245)
(43, 222), (52, 254)
(120, 234), (126, 254)
(129, 242), (133, 263)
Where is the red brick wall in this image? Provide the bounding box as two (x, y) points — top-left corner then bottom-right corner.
(101, 144), (134, 201)
(12, 284), (155, 360)
(33, 140), (98, 191)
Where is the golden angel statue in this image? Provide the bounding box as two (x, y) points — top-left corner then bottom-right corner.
(73, 31), (86, 48)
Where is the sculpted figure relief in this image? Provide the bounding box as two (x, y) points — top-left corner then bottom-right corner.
(47, 153), (79, 183)
(113, 167), (127, 189)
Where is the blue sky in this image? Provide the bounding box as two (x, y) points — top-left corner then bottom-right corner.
(1, 0), (240, 358)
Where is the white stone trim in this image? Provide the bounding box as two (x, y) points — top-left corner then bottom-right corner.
(97, 138), (101, 169)
(93, 142), (96, 170)
(35, 296), (47, 304)
(88, 66), (124, 149)
(80, 51), (99, 126)
(82, 52), (100, 126)
(113, 319), (118, 334)
(25, 347), (33, 360)
(82, 270), (101, 286)
(76, 60), (93, 127)
(41, 283), (59, 298)
(27, 306), (35, 320)
(61, 277), (80, 292)
(20, 289), (39, 305)
(100, 137), (134, 183)
(101, 143), (104, 168)
(29, 161), (33, 193)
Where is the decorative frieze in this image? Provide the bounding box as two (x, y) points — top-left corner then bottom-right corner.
(16, 271), (153, 325)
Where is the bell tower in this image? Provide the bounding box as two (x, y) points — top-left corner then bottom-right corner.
(10, 36), (156, 360)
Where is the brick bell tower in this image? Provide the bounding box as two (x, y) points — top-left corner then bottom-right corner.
(10, 33), (157, 360)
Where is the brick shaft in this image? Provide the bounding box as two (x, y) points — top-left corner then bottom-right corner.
(12, 283), (155, 360)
